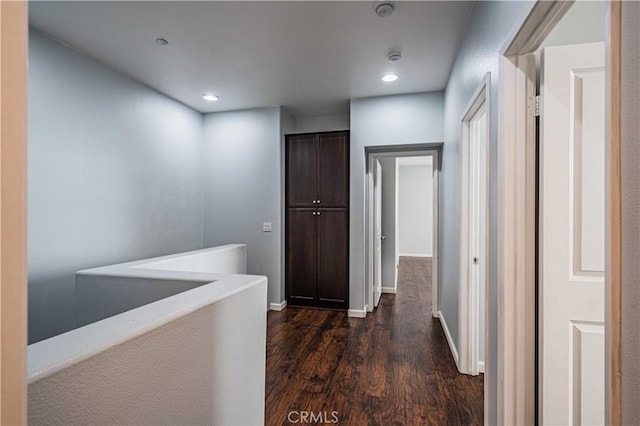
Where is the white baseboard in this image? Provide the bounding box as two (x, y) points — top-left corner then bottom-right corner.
(478, 361), (485, 374)
(437, 310), (461, 372)
(399, 253), (433, 258)
(347, 307), (367, 318)
(269, 300), (287, 311)
(432, 311), (440, 318)
(381, 286), (397, 294)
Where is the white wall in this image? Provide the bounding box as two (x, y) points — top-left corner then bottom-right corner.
(350, 92), (444, 312)
(29, 276), (267, 426)
(294, 113), (349, 133)
(28, 29), (204, 344)
(202, 107), (284, 306)
(441, 2), (535, 423)
(379, 157), (397, 289)
(542, 1), (605, 48)
(398, 162), (433, 256)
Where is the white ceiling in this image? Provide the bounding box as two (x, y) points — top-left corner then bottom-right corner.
(29, 1), (473, 117)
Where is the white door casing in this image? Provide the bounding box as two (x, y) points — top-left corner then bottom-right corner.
(374, 159), (383, 308)
(471, 105), (487, 373)
(540, 42), (606, 425)
(459, 74), (490, 377)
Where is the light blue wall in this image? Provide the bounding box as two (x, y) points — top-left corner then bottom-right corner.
(202, 107), (283, 305)
(349, 93), (444, 311)
(28, 30), (204, 343)
(294, 114), (350, 133)
(441, 1), (534, 423)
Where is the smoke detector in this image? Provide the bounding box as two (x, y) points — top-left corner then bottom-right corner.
(388, 50), (402, 63)
(374, 1), (395, 18)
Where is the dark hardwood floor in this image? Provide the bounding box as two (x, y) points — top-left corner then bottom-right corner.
(265, 257), (484, 425)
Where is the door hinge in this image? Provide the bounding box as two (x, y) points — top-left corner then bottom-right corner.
(535, 95), (541, 117)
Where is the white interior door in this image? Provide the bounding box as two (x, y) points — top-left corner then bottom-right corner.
(470, 105), (487, 373)
(540, 42), (605, 425)
(374, 159), (383, 308)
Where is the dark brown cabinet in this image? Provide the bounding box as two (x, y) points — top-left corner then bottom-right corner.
(285, 131), (349, 310)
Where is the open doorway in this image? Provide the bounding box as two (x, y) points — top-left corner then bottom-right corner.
(365, 147), (440, 317)
(497, 1), (616, 424)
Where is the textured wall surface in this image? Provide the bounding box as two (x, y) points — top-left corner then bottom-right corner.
(441, 1), (534, 423)
(29, 280), (268, 426)
(349, 92), (444, 311)
(202, 107), (283, 305)
(294, 114), (350, 133)
(620, 1), (640, 423)
(28, 30), (204, 343)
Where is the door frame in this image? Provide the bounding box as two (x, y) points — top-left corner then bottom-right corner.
(497, 2), (622, 425)
(364, 144), (442, 317)
(0, 1), (29, 424)
(459, 73), (490, 377)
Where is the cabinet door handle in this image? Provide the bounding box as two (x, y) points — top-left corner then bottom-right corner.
(312, 200), (316, 204)
(317, 212), (321, 216)
(317, 200), (321, 204)
(312, 212), (317, 215)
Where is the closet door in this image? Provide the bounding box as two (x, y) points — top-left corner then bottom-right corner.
(286, 134), (317, 207)
(318, 132), (349, 208)
(316, 208), (349, 308)
(286, 208), (316, 301)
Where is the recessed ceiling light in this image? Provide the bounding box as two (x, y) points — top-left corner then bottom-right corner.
(374, 1), (395, 18)
(382, 73), (398, 82)
(202, 94), (219, 102)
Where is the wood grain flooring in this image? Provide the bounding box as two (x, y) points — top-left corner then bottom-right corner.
(266, 257), (484, 425)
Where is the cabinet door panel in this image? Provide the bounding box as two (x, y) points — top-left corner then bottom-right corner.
(286, 135), (317, 207)
(286, 209), (316, 300)
(317, 209), (348, 305)
(318, 132), (349, 207)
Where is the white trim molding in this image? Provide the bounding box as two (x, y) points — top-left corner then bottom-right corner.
(364, 145), (442, 318)
(269, 300), (287, 311)
(347, 307), (367, 318)
(437, 311), (460, 372)
(398, 253), (432, 258)
(498, 52), (537, 426)
(458, 73), (490, 378)
(381, 286), (397, 294)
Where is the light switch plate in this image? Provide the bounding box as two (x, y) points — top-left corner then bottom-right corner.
(262, 222), (272, 232)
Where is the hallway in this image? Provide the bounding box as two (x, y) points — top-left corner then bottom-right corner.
(265, 257), (484, 425)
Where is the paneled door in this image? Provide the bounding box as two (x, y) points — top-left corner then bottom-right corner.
(318, 132), (349, 207)
(286, 134), (317, 207)
(316, 208), (349, 305)
(540, 42), (605, 425)
(286, 208), (317, 301)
